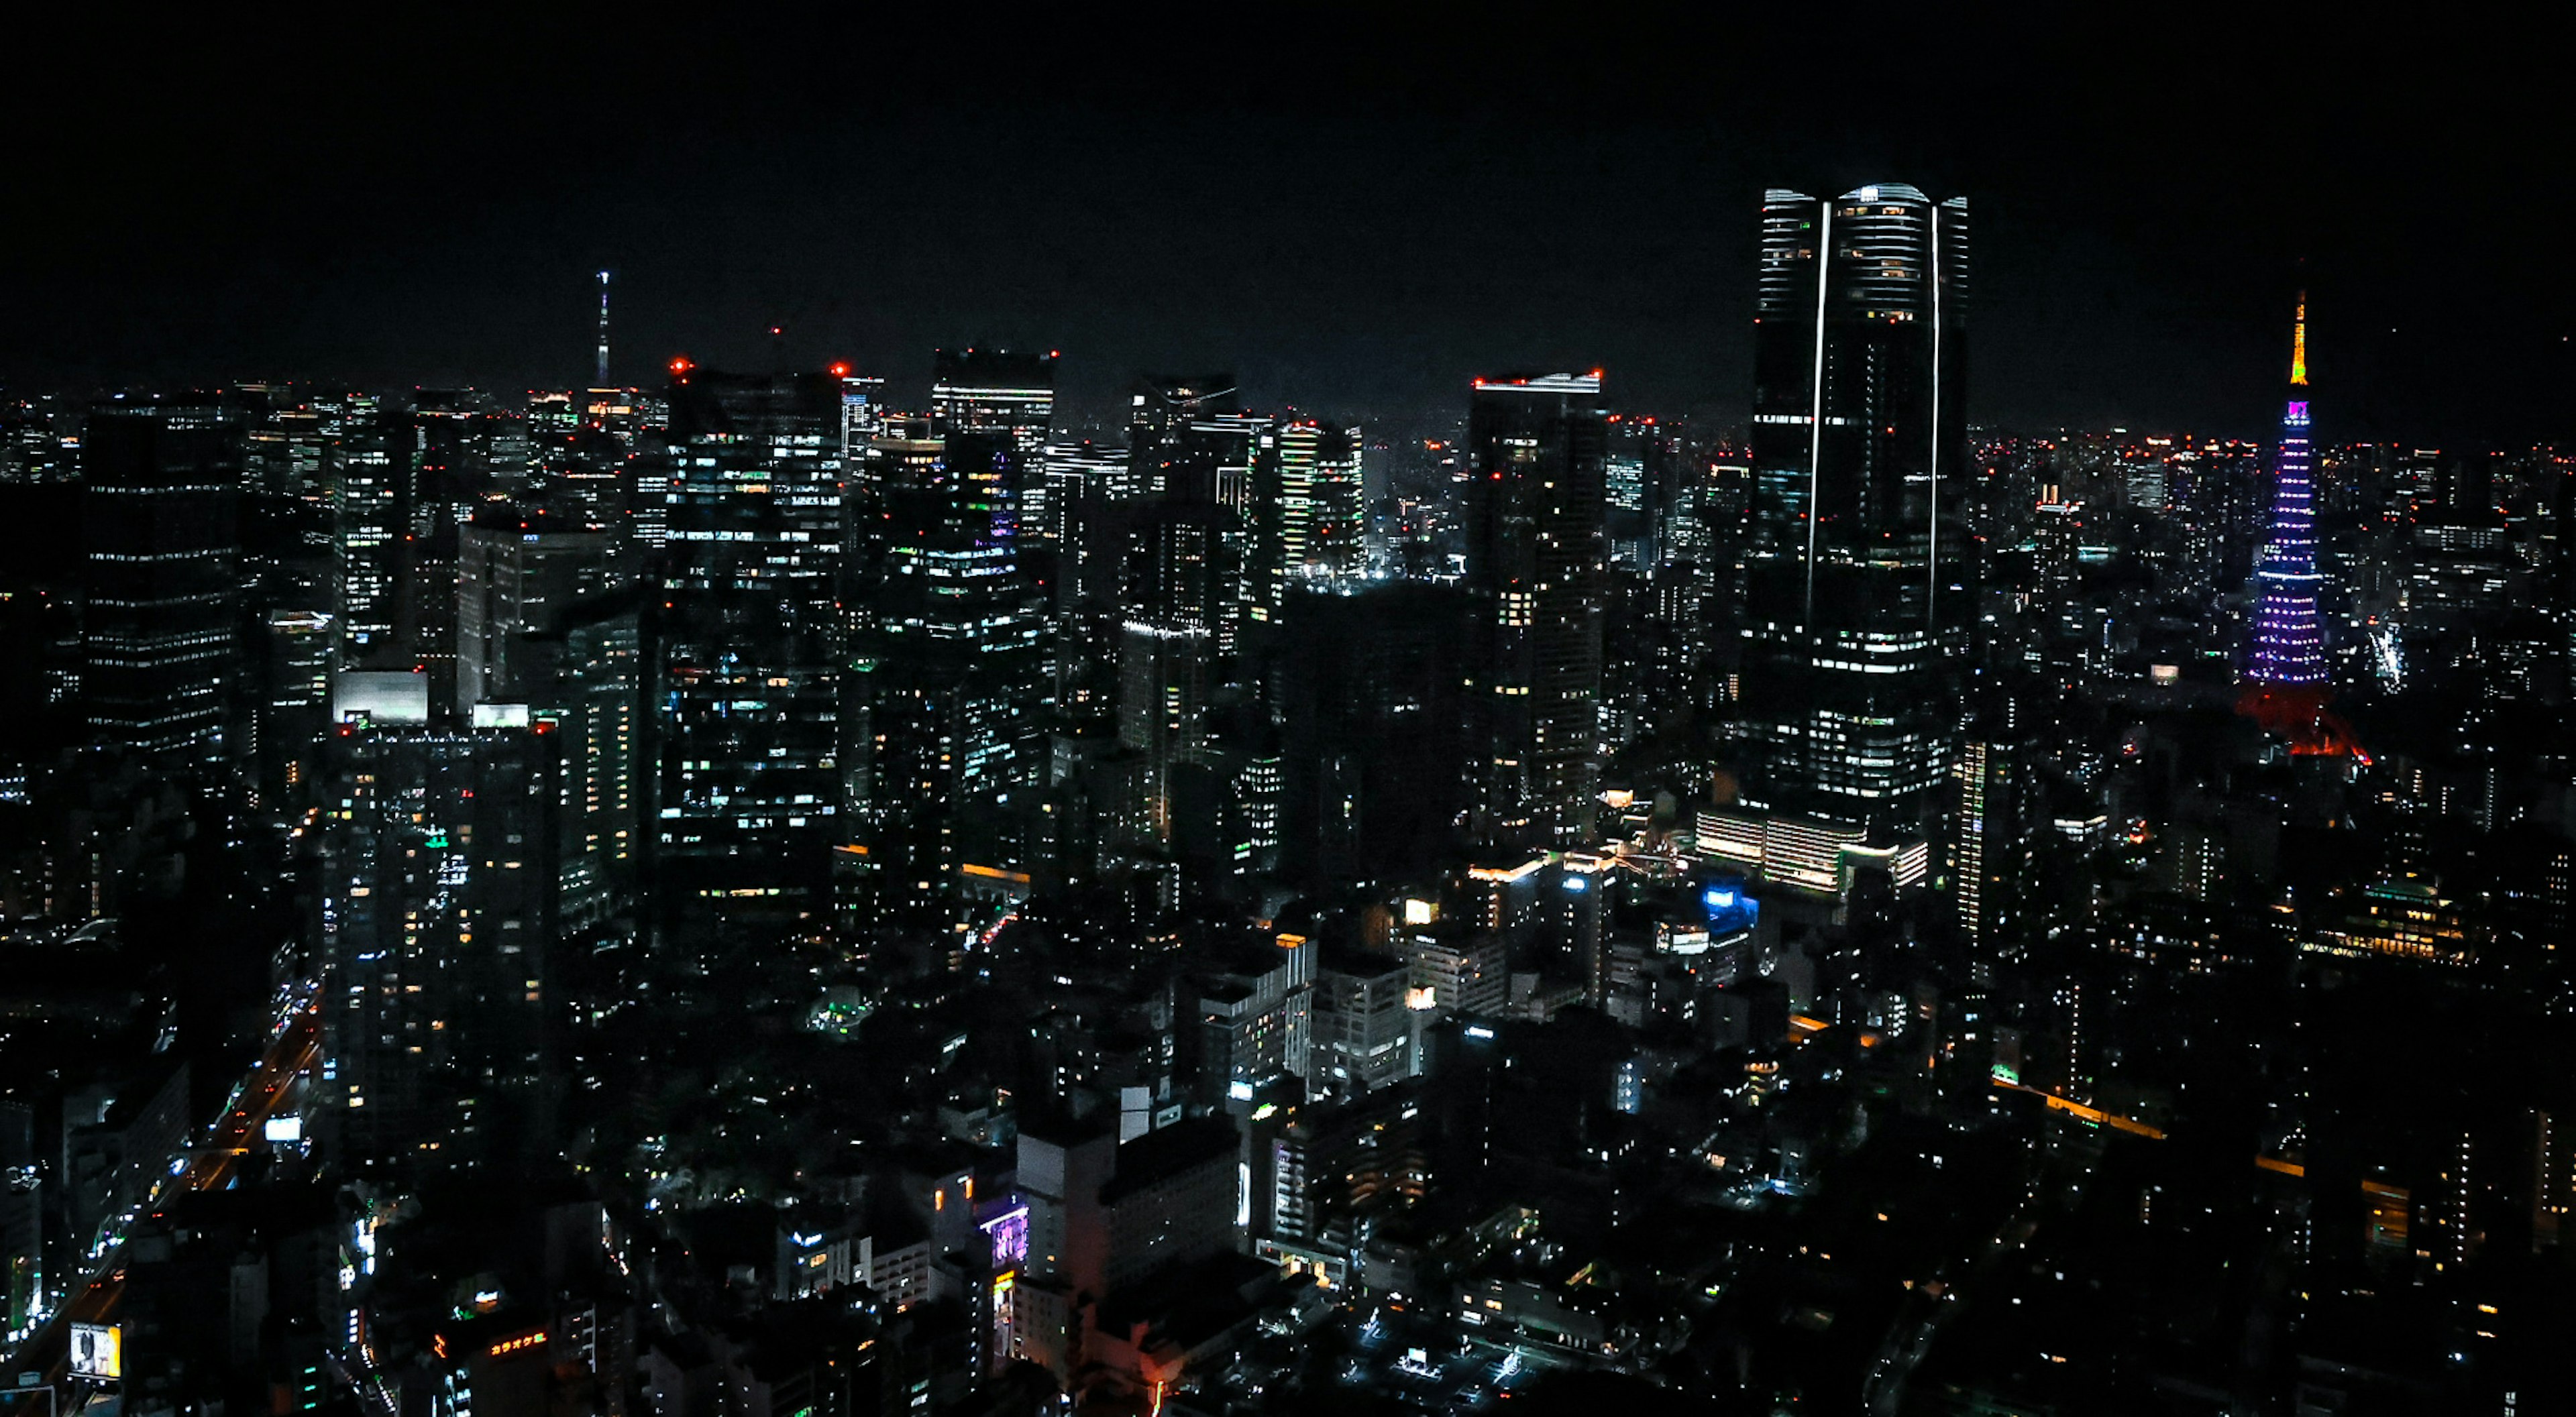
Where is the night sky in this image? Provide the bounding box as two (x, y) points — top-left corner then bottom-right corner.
(8, 11), (2567, 444)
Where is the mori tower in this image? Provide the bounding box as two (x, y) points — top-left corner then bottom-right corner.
(1732, 182), (1970, 844)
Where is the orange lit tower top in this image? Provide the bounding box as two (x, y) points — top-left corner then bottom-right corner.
(2289, 294), (2307, 388)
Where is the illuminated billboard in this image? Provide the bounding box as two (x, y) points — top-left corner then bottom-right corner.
(332, 671), (429, 726)
(71, 1322), (121, 1379)
(469, 702), (531, 730)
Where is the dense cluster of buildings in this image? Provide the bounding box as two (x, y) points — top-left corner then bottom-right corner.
(5, 182), (2576, 1416)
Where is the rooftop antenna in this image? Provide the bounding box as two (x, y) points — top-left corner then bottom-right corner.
(2289, 288), (2308, 388)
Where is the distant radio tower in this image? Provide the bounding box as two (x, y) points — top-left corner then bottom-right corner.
(595, 270), (612, 386)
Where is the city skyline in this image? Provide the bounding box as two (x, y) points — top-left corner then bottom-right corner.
(10, 14), (2576, 1416)
(5, 14), (2569, 444)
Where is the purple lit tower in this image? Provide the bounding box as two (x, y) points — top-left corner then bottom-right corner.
(2248, 299), (2326, 684)
(2239, 296), (2363, 758)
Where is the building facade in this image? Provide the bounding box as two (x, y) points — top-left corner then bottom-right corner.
(655, 370), (847, 921)
(1463, 374), (1608, 850)
(1733, 183), (1969, 843)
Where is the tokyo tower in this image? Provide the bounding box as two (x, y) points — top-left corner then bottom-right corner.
(2239, 295), (2365, 759)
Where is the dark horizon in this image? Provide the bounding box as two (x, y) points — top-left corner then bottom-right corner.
(7, 11), (2570, 445)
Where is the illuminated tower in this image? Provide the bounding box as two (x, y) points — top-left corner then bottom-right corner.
(2239, 296), (2365, 758)
(595, 271), (611, 386)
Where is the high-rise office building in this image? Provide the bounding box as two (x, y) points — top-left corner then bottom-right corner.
(254, 608), (335, 807)
(321, 392), (402, 665)
(1013, 1115), (1241, 1383)
(1128, 374), (1238, 443)
(1948, 687), (2037, 954)
(1732, 182), (1969, 844)
(456, 507), (636, 923)
(1462, 372), (1609, 850)
(1112, 502), (1227, 843)
(1277, 584), (1468, 888)
(318, 723), (560, 1174)
(1130, 378), (1265, 509)
(519, 591), (644, 928)
(655, 370), (847, 920)
(930, 347), (1057, 457)
(1251, 420), (1364, 615)
(398, 394), (508, 709)
(523, 392), (645, 583)
(1128, 375), (1236, 493)
(80, 405), (241, 760)
(244, 396), (329, 500)
(456, 510), (616, 716)
(835, 367), (889, 462)
(1309, 952), (1424, 1096)
(1038, 439), (1127, 541)
(843, 426), (1049, 930)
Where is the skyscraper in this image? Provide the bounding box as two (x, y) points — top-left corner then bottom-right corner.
(1463, 373), (1608, 850)
(930, 347), (1057, 457)
(398, 393), (505, 710)
(519, 589), (644, 928)
(2240, 296), (2365, 759)
(655, 368), (847, 921)
(318, 722), (559, 1174)
(835, 367), (889, 467)
(1250, 419), (1364, 616)
(80, 404), (240, 760)
(1949, 685), (2037, 954)
(1037, 439), (1124, 541)
(1128, 376), (1264, 508)
(843, 426), (1049, 931)
(456, 507), (637, 923)
(1731, 182), (1969, 846)
(322, 392), (401, 665)
(456, 508), (615, 716)
(1277, 583), (1468, 887)
(1112, 501), (1226, 843)
(254, 608), (335, 807)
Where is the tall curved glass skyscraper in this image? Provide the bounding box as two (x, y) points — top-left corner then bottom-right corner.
(1731, 183), (1970, 842)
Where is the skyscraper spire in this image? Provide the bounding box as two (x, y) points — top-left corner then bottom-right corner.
(2290, 290), (2308, 387)
(596, 271), (612, 387)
